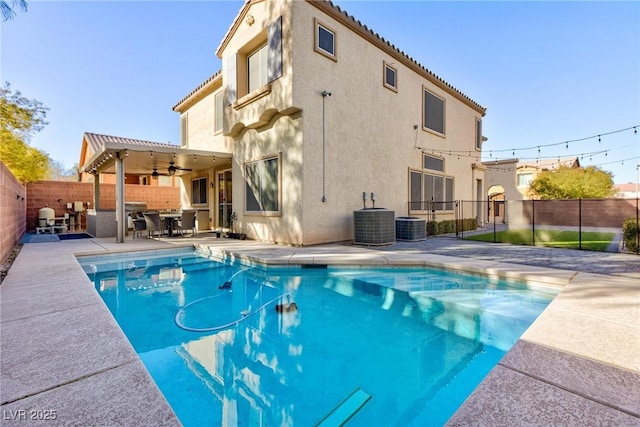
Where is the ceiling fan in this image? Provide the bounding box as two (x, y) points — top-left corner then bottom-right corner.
(167, 161), (192, 176)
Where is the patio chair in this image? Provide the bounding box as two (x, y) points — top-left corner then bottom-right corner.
(174, 210), (198, 236)
(130, 212), (146, 239)
(142, 212), (167, 238)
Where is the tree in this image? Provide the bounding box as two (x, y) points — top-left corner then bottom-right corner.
(0, 82), (50, 183)
(48, 160), (79, 181)
(528, 165), (614, 199)
(1, 0), (27, 21)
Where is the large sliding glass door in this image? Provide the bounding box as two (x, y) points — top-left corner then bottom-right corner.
(217, 170), (232, 229)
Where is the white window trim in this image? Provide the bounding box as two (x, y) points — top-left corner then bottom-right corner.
(180, 113), (188, 147)
(314, 18), (337, 61)
(192, 176), (208, 206)
(383, 61), (397, 92)
(408, 166), (454, 214)
(214, 91), (224, 135)
(244, 153), (282, 216)
(422, 87), (446, 137)
(247, 42), (268, 93)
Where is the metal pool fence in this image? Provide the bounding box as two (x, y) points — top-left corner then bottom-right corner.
(410, 198), (639, 253)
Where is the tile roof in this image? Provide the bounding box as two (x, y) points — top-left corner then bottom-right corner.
(216, 0), (485, 114)
(83, 132), (178, 153)
(312, 0), (486, 113)
(519, 156), (580, 170)
(172, 70), (222, 112)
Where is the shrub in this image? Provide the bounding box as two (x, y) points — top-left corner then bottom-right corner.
(622, 218), (639, 253)
(427, 218), (477, 236)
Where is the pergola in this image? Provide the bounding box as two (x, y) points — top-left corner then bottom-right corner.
(80, 137), (231, 243)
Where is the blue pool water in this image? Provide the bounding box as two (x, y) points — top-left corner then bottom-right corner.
(79, 248), (558, 426)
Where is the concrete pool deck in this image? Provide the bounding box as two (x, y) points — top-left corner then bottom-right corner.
(1, 234), (638, 425)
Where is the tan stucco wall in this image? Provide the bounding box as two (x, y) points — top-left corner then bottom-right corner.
(180, 0), (486, 245)
(183, 84), (230, 153)
(484, 159), (521, 201)
(291, 0), (485, 244)
(233, 115), (304, 245)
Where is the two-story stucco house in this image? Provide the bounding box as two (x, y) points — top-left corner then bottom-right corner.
(173, 0), (487, 245)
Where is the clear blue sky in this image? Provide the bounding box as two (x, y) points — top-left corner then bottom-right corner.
(2, 1), (639, 184)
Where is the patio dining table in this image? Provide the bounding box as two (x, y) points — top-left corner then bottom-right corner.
(160, 213), (182, 237)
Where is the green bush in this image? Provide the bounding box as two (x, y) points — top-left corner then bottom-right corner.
(427, 218), (477, 236)
(622, 218), (640, 253)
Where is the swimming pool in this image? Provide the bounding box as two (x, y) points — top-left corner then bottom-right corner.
(79, 248), (558, 426)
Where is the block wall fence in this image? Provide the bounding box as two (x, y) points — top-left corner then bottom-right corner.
(1, 162), (27, 264)
(25, 181), (180, 232)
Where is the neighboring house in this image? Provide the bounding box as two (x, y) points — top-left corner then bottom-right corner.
(485, 156), (581, 202)
(613, 182), (639, 199)
(173, 0), (487, 245)
(79, 132), (179, 188)
(515, 157), (580, 199)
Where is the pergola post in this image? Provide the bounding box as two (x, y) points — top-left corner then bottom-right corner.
(115, 152), (126, 243)
(93, 175), (100, 210)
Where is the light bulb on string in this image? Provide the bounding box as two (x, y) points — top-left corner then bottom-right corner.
(598, 135), (601, 143)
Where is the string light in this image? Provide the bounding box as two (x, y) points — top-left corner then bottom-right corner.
(412, 124), (638, 179)
(417, 124), (638, 156)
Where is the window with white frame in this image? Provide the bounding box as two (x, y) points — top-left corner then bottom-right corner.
(423, 154), (444, 172)
(192, 177), (207, 205)
(423, 88), (445, 135)
(409, 154), (454, 212)
(214, 91), (223, 134)
(517, 172), (533, 187)
(315, 19), (336, 60)
(383, 62), (397, 91)
(180, 113), (188, 147)
(245, 155), (280, 213)
(248, 43), (268, 93)
(223, 16), (282, 105)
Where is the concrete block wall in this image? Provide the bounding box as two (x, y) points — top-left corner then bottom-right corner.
(513, 198), (638, 228)
(0, 162), (26, 264)
(26, 181), (180, 232)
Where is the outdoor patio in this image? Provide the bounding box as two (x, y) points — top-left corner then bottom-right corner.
(1, 233), (638, 425)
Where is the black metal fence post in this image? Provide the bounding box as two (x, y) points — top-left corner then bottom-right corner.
(532, 199), (536, 247)
(636, 196), (640, 255)
(493, 202), (497, 243)
(579, 198), (582, 250)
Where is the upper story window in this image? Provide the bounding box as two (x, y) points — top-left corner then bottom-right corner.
(383, 62), (397, 91)
(517, 172), (533, 187)
(180, 113), (188, 147)
(224, 16), (282, 106)
(423, 88), (445, 135)
(248, 43), (268, 93)
(315, 19), (336, 61)
(214, 91), (223, 134)
(475, 118), (482, 150)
